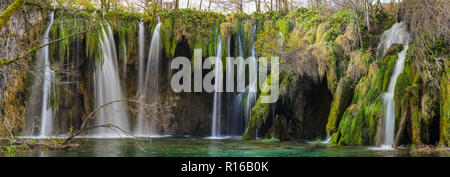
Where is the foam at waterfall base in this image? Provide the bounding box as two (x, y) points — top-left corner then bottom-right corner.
(368, 145), (396, 151)
(204, 136), (242, 140)
(322, 137), (331, 144)
(16, 135), (69, 139)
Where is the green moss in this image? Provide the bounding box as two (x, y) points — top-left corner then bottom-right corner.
(440, 62), (450, 146)
(259, 138), (280, 143)
(118, 20), (136, 63)
(394, 73), (411, 132)
(275, 18), (292, 38)
(328, 52), (395, 145)
(335, 104), (368, 145)
(326, 76), (355, 135)
(407, 85), (422, 145)
(0, 0), (27, 31)
(242, 72), (289, 140)
(382, 54), (398, 92)
(242, 76), (273, 140)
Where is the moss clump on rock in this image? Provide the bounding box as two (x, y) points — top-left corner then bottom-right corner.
(242, 72), (290, 140)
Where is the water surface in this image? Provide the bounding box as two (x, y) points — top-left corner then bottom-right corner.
(1, 138), (448, 157)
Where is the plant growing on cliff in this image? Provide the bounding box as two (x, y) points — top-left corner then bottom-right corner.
(0, 0), (27, 31)
(255, 28), (282, 58)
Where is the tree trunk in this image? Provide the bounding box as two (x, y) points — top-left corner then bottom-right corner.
(354, 9), (363, 48)
(200, 0), (203, 10)
(256, 0), (260, 12)
(209, 0), (212, 10)
(270, 0), (273, 11)
(365, 0), (371, 33)
(240, 0), (243, 12)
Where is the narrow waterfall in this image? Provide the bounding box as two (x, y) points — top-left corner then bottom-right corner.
(136, 20), (162, 136)
(244, 24), (258, 129)
(211, 34), (223, 137)
(229, 20), (246, 136)
(229, 22), (259, 136)
(378, 22), (411, 148)
(93, 25), (130, 137)
(231, 93), (245, 135)
(39, 12), (55, 137)
(278, 32), (283, 46)
(136, 21), (146, 135)
(271, 103), (276, 139)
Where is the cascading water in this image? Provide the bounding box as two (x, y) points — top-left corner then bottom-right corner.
(92, 25), (130, 137)
(39, 12), (55, 137)
(244, 24), (258, 130)
(278, 32), (283, 46)
(136, 21), (146, 135)
(378, 22), (411, 149)
(136, 19), (162, 136)
(211, 34), (223, 138)
(229, 22), (258, 136)
(229, 21), (246, 136)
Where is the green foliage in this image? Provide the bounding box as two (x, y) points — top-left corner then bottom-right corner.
(117, 20), (136, 63)
(255, 28), (281, 58)
(275, 18), (292, 38)
(5, 143), (29, 152)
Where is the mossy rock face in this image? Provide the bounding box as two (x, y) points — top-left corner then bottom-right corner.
(326, 76), (355, 135)
(440, 62), (450, 146)
(394, 73), (410, 132)
(242, 74), (277, 140)
(333, 104), (368, 145)
(382, 54), (398, 92)
(328, 51), (398, 145)
(383, 44), (404, 58)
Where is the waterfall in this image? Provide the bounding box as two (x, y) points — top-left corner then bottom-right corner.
(39, 12), (55, 137)
(92, 25), (130, 137)
(378, 22), (411, 148)
(271, 103), (276, 139)
(229, 21), (246, 136)
(244, 24), (258, 130)
(136, 21), (146, 135)
(229, 22), (258, 136)
(211, 34), (223, 137)
(231, 93), (245, 135)
(136, 20), (162, 136)
(278, 32), (283, 46)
